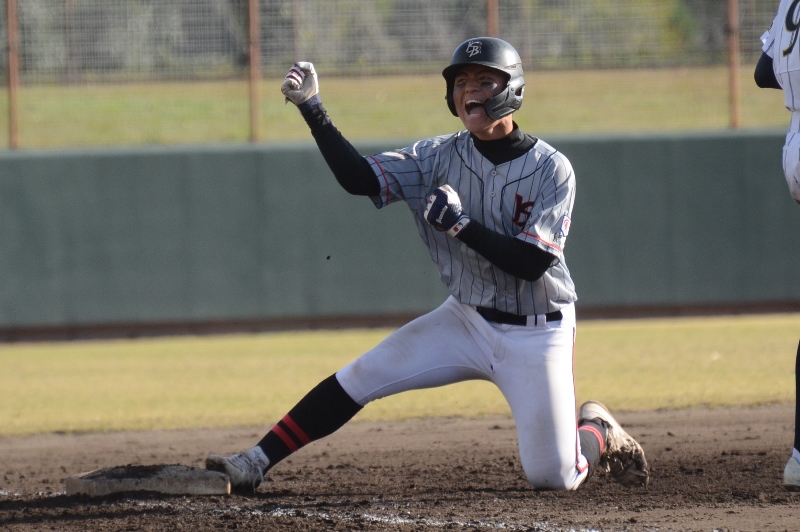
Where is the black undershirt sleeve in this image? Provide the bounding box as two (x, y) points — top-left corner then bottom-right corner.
(299, 100), (380, 196)
(456, 220), (556, 282)
(754, 52), (781, 89)
(298, 101), (553, 281)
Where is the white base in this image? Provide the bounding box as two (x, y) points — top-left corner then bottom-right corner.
(66, 464), (230, 497)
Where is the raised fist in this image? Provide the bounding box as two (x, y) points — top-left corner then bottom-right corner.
(281, 62), (319, 106)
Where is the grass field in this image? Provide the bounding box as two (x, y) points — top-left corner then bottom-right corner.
(0, 66), (789, 149)
(1, 313), (797, 437)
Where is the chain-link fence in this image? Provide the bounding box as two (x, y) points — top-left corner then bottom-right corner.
(0, 0), (789, 149)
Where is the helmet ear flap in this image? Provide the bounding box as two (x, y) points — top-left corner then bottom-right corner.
(445, 79), (458, 117)
(510, 76), (525, 97)
(483, 76), (525, 120)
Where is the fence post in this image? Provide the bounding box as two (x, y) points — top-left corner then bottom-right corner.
(248, 0), (261, 142)
(292, 0), (305, 60)
(64, 0), (75, 84)
(728, 0), (741, 129)
(6, 0), (20, 149)
(487, 0), (499, 38)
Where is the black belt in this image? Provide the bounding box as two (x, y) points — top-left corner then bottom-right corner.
(476, 307), (563, 326)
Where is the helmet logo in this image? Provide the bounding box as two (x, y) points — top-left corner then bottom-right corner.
(465, 41), (482, 57)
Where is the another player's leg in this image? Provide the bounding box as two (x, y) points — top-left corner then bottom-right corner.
(577, 401), (649, 488)
(782, 137), (800, 206)
(206, 373), (362, 491)
(782, 339), (800, 490)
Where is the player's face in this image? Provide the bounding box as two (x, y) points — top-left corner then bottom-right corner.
(452, 65), (514, 140)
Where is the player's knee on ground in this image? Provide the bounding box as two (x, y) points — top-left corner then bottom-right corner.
(521, 458), (586, 491)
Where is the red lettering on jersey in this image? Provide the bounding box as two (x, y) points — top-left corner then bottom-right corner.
(512, 194), (535, 227)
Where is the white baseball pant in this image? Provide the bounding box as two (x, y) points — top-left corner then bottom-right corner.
(336, 296), (589, 490)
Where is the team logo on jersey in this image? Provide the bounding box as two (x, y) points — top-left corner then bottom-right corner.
(465, 41), (482, 57)
(512, 194), (535, 227)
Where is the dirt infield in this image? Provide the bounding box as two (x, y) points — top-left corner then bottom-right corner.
(2, 404), (800, 531)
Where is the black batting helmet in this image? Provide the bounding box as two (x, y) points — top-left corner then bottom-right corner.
(442, 37), (525, 120)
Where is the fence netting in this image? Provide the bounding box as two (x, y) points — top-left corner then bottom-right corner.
(0, 1), (790, 148)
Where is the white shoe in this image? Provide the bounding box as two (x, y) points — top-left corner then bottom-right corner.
(783, 456), (800, 491)
(579, 400), (650, 488)
(206, 447), (268, 492)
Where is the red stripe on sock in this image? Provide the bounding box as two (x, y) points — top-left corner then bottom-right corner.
(272, 424), (299, 453)
(282, 414), (311, 446)
(579, 425), (605, 454)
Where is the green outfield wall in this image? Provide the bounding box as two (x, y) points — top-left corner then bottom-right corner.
(1, 131), (799, 332)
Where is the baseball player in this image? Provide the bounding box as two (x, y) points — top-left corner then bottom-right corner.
(206, 37), (649, 492)
(755, 0), (800, 490)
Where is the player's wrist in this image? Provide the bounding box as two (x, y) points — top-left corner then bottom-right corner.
(447, 215), (471, 238)
(297, 94), (322, 114)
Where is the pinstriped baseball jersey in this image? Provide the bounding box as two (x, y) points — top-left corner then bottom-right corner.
(366, 129), (577, 315)
(763, 0), (800, 204)
(763, 0), (800, 114)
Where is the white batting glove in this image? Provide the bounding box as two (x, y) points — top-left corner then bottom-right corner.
(424, 185), (471, 237)
(281, 62), (319, 106)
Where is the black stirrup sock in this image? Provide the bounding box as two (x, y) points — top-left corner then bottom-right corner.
(257, 373), (363, 469)
(578, 419), (607, 481)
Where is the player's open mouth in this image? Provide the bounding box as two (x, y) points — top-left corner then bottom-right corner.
(464, 100), (485, 116)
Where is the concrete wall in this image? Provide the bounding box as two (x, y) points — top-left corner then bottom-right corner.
(1, 131), (798, 332)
